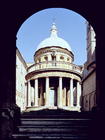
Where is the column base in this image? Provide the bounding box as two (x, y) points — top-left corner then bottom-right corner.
(48, 106), (58, 109)
(58, 105), (62, 109)
(25, 105), (81, 112)
(60, 106), (81, 112)
(34, 105), (39, 107)
(26, 105), (32, 108)
(25, 106), (47, 112)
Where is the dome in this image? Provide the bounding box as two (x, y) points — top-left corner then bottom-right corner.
(36, 23), (72, 52)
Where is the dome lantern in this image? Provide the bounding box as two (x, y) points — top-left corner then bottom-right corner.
(36, 23), (73, 53)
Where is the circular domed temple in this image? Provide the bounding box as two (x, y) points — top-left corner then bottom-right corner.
(25, 23), (83, 111)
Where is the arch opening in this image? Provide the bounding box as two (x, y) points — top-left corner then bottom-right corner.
(16, 8), (96, 112)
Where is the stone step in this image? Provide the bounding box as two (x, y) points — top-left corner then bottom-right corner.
(21, 118), (91, 121)
(12, 110), (92, 140)
(21, 110), (93, 119)
(18, 125), (89, 128)
(21, 114), (92, 119)
(18, 126), (89, 134)
(21, 118), (91, 126)
(12, 133), (89, 140)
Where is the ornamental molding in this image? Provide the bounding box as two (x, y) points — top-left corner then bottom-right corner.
(25, 70), (81, 82)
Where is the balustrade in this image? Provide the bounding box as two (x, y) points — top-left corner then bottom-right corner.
(28, 61), (82, 74)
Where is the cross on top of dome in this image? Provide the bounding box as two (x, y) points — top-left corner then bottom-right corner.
(50, 22), (58, 37)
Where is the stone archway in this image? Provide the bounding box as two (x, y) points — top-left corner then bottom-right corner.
(15, 2), (105, 112)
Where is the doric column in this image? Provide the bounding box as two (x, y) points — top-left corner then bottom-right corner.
(30, 84), (32, 106)
(70, 78), (74, 107)
(58, 77), (62, 107)
(24, 82), (27, 108)
(45, 77), (49, 106)
(27, 80), (31, 107)
(34, 78), (38, 107)
(77, 81), (81, 107)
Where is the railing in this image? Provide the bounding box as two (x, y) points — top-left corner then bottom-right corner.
(27, 61), (82, 74)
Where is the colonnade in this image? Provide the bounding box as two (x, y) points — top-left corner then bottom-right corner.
(27, 77), (81, 109)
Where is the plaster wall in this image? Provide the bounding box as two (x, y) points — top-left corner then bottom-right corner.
(82, 71), (96, 111)
(16, 53), (27, 111)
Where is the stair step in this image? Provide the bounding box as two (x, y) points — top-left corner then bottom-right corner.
(18, 125), (89, 128)
(18, 127), (88, 134)
(12, 110), (92, 140)
(21, 122), (90, 126)
(21, 118), (91, 126)
(21, 117), (91, 122)
(12, 133), (89, 140)
(21, 109), (93, 116)
(21, 118), (91, 121)
(21, 115), (92, 119)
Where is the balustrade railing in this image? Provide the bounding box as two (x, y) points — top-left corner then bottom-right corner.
(27, 61), (82, 74)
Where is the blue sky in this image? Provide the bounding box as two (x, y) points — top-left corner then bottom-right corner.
(16, 8), (87, 65)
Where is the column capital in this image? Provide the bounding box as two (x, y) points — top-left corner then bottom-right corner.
(70, 78), (74, 80)
(34, 78), (38, 80)
(46, 76), (49, 78)
(59, 77), (62, 79)
(77, 81), (82, 85)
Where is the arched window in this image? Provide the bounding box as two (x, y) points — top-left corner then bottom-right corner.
(39, 58), (41, 63)
(60, 56), (64, 60)
(52, 55), (56, 61)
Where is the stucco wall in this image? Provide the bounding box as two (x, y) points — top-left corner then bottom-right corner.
(82, 71), (96, 111)
(16, 52), (27, 111)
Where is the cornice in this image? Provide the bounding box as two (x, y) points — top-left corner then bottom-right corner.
(16, 48), (28, 69)
(25, 68), (82, 80)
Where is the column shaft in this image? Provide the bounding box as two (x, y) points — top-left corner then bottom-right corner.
(27, 80), (31, 107)
(34, 79), (38, 106)
(70, 78), (74, 107)
(45, 77), (49, 106)
(58, 77), (62, 107)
